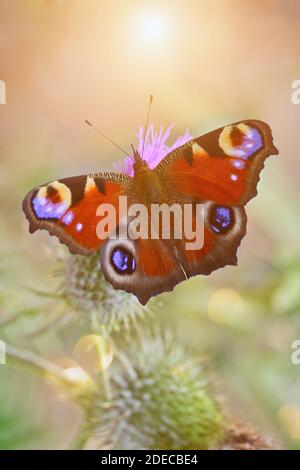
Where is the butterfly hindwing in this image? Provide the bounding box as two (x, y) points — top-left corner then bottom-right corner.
(177, 202), (247, 279)
(100, 236), (187, 305)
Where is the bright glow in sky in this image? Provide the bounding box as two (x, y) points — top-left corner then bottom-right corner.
(138, 13), (169, 43)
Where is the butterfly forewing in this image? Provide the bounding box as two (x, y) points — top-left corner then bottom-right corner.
(23, 173), (130, 254)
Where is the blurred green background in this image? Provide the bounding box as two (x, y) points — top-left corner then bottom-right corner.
(0, 0), (300, 449)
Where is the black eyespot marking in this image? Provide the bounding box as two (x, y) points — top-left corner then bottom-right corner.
(183, 145), (194, 166)
(209, 205), (234, 234)
(60, 176), (87, 205)
(46, 185), (60, 202)
(94, 178), (106, 195)
(230, 126), (244, 146)
(110, 246), (136, 275)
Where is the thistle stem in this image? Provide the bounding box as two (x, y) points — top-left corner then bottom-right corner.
(69, 423), (91, 450)
(98, 332), (112, 401)
(5, 343), (65, 380)
(91, 314), (112, 401)
(6, 343), (96, 450)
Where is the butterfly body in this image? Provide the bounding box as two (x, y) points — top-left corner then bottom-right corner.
(130, 162), (166, 204)
(23, 120), (278, 304)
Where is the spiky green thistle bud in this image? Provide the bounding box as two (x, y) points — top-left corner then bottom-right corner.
(91, 331), (224, 450)
(57, 252), (146, 331)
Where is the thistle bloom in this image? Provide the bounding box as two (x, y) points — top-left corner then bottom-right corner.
(91, 330), (224, 450)
(116, 124), (193, 176)
(57, 252), (146, 331)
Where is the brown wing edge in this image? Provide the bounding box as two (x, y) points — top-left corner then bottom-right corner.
(238, 120), (278, 205)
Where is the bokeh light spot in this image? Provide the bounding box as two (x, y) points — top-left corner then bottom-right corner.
(278, 404), (300, 440)
(208, 289), (244, 326)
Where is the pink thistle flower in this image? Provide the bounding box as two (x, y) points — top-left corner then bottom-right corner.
(115, 124), (193, 176)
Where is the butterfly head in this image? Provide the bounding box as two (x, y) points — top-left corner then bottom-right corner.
(131, 144), (150, 174)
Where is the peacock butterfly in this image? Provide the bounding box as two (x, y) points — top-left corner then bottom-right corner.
(22, 117), (278, 304)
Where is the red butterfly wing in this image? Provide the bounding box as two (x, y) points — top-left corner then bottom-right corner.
(157, 120), (278, 205)
(23, 173), (130, 254)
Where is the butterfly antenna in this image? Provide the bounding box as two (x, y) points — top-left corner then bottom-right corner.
(85, 120), (132, 158)
(131, 144), (139, 160)
(141, 94), (154, 159)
